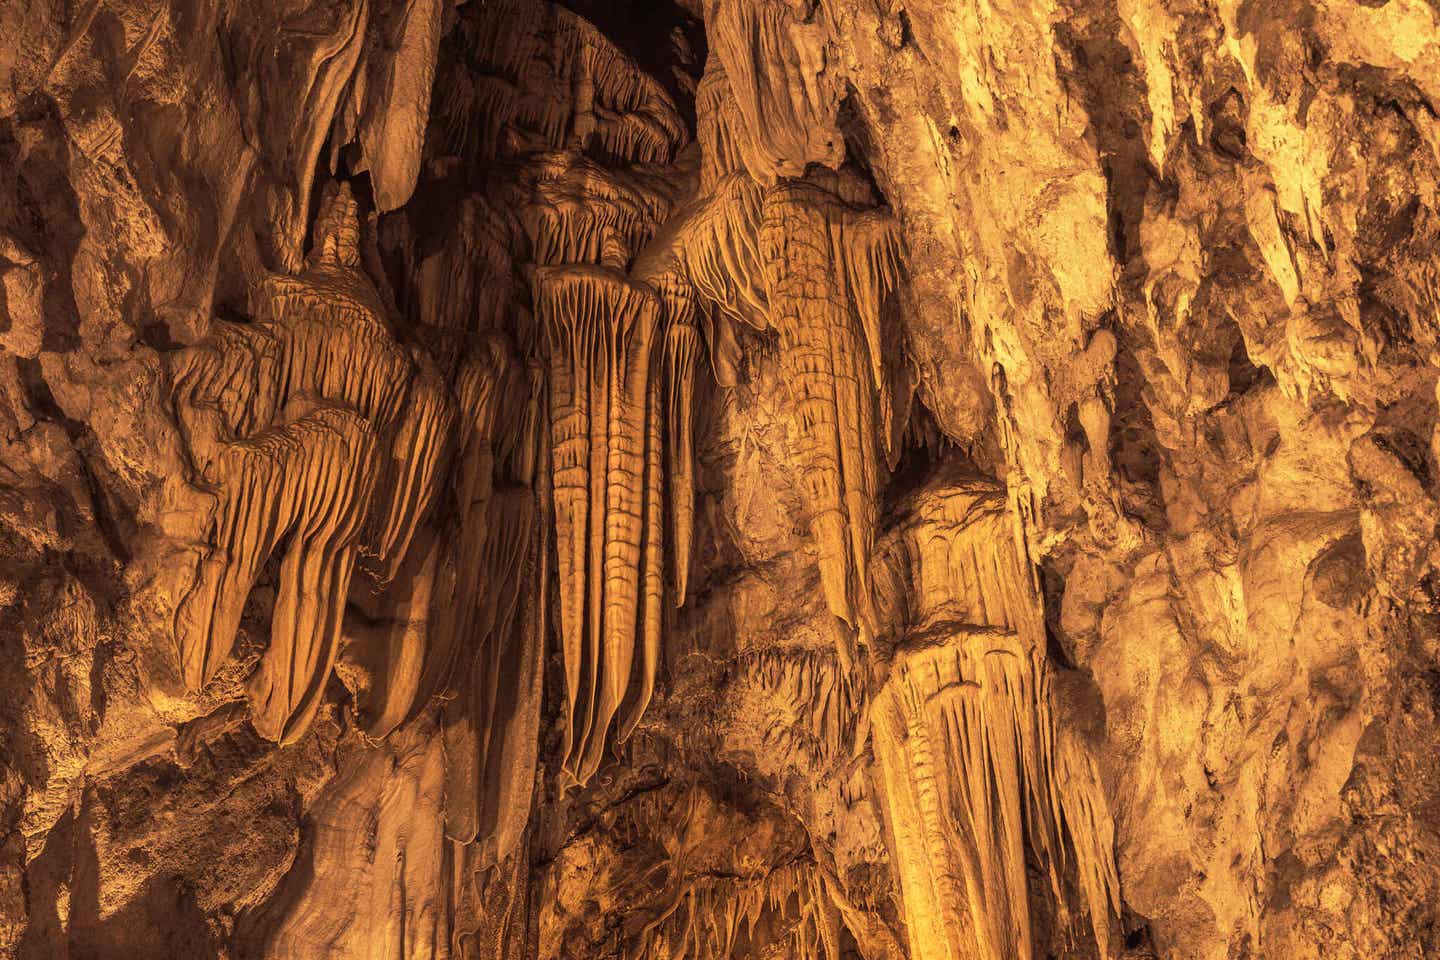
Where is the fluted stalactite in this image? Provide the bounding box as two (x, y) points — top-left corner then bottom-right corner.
(167, 183), (453, 745)
(757, 179), (901, 633)
(536, 266), (665, 786)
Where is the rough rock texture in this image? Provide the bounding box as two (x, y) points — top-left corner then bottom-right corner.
(3, 0), (1440, 958)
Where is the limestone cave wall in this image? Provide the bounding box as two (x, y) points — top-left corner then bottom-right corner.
(2, 0), (1439, 958)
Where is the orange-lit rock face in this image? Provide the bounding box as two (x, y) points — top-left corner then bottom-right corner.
(4, 0), (1440, 958)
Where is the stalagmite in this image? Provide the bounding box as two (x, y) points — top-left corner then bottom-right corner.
(663, 313), (701, 603)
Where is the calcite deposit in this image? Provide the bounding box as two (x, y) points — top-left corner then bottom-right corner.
(2, 0), (1439, 958)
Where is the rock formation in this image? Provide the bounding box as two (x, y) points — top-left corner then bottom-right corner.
(3, 0), (1440, 958)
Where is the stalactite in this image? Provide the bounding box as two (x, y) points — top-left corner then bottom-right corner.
(757, 180), (902, 633)
(251, 185), (455, 586)
(622, 348), (666, 742)
(172, 405), (379, 744)
(342, 0), (444, 212)
(870, 475), (1120, 960)
(410, 339), (514, 710)
(442, 482), (536, 845)
(167, 184), (452, 745)
(663, 312), (701, 604)
(536, 265), (665, 787)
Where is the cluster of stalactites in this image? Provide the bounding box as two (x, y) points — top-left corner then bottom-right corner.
(662, 82), (908, 632)
(739, 645), (855, 761)
(536, 265), (669, 787)
(515, 151), (688, 269)
(870, 481), (1120, 960)
(248, 187), (455, 585)
(167, 184), (453, 745)
(634, 861), (851, 960)
(334, 330), (546, 866)
(440, 0), (686, 165)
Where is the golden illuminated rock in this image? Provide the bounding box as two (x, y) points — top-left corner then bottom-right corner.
(3, 0), (1439, 957)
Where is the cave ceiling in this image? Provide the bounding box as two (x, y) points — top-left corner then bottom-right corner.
(2, 0), (1440, 958)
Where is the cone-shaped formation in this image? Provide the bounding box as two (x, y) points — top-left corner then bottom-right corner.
(663, 309), (702, 604)
(537, 265), (666, 786)
(168, 184), (452, 744)
(870, 474), (1120, 960)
